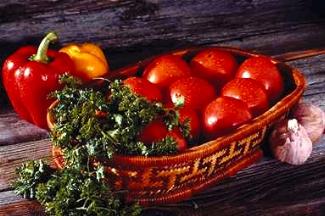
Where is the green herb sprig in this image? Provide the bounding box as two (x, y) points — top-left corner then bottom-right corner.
(15, 160), (141, 216)
(14, 74), (190, 215)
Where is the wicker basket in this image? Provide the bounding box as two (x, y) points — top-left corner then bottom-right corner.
(48, 46), (306, 206)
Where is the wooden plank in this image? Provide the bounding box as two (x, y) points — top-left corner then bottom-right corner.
(106, 23), (325, 69)
(289, 54), (325, 109)
(222, 24), (325, 57)
(0, 139), (52, 191)
(0, 0), (325, 69)
(1, 0), (323, 45)
(0, 191), (44, 216)
(0, 110), (48, 146)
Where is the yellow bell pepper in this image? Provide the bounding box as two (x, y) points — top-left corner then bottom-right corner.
(59, 43), (109, 81)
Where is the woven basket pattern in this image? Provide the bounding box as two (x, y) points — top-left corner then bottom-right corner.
(107, 127), (266, 205)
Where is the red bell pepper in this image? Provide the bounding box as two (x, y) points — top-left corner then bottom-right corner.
(2, 32), (74, 129)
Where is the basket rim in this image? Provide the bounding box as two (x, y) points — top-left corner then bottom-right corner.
(47, 46), (306, 166)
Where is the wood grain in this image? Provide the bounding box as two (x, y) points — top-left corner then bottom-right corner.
(0, 139), (52, 191)
(0, 111), (48, 146)
(290, 55), (325, 109)
(0, 0), (325, 68)
(0, 191), (44, 216)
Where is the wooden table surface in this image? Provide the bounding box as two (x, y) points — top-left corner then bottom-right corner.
(0, 1), (325, 215)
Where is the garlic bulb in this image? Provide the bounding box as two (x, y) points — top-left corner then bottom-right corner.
(269, 119), (312, 165)
(291, 101), (325, 143)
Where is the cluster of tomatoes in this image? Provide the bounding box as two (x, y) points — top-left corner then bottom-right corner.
(123, 48), (284, 151)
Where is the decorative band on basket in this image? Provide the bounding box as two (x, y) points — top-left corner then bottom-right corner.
(108, 127), (267, 195)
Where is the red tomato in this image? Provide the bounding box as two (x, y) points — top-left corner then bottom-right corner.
(169, 77), (216, 110)
(167, 129), (187, 152)
(221, 78), (269, 116)
(138, 119), (168, 145)
(178, 107), (200, 140)
(138, 119), (188, 152)
(142, 55), (191, 88)
(190, 48), (238, 89)
(124, 77), (163, 102)
(236, 56), (284, 103)
(203, 96), (252, 139)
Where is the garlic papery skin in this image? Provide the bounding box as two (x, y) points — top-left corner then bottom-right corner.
(292, 102), (325, 144)
(269, 119), (312, 165)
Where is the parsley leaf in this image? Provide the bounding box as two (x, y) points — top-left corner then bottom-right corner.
(14, 75), (191, 215)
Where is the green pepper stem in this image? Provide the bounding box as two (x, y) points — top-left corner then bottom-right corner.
(32, 32), (58, 63)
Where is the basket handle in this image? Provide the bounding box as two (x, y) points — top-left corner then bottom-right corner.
(273, 48), (325, 62)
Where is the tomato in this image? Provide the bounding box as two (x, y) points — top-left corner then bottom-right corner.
(167, 129), (187, 152)
(221, 78), (269, 116)
(138, 119), (168, 145)
(236, 56), (284, 103)
(124, 77), (163, 102)
(142, 55), (191, 88)
(178, 107), (200, 140)
(138, 119), (187, 152)
(190, 48), (238, 89)
(169, 77), (216, 110)
(203, 96), (252, 139)
(163, 102), (200, 140)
